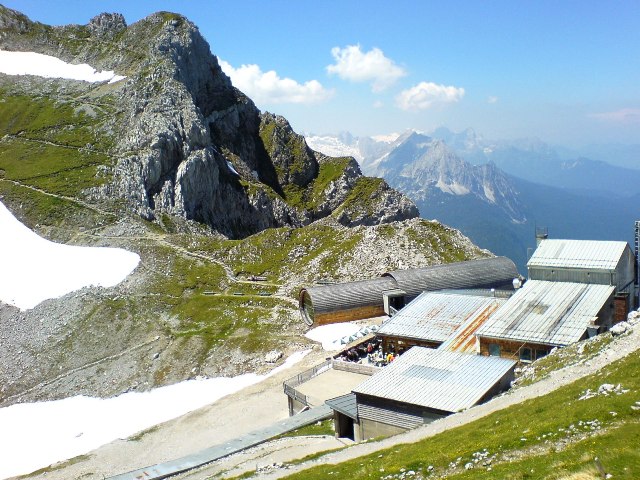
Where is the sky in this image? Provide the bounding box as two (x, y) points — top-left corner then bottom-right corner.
(3, 0), (640, 147)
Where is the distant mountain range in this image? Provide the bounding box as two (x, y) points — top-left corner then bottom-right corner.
(306, 129), (640, 272)
(426, 128), (640, 197)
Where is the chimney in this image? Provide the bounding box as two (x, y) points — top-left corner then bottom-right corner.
(535, 226), (548, 247)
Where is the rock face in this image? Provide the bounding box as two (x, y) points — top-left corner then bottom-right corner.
(367, 131), (526, 224)
(0, 6), (417, 238)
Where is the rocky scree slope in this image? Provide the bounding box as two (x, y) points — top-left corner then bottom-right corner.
(0, 7), (483, 406)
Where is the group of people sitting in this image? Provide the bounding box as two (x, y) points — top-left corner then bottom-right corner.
(337, 338), (399, 366)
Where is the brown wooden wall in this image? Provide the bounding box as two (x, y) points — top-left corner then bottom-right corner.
(478, 337), (554, 362)
(316, 305), (386, 325)
(614, 294), (629, 324)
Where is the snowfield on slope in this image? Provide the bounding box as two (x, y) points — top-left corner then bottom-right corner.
(0, 49), (126, 83)
(0, 200), (140, 310)
(0, 350), (310, 479)
(305, 322), (379, 350)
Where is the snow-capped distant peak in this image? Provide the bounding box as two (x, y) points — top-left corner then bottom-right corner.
(304, 135), (363, 161)
(371, 132), (401, 143)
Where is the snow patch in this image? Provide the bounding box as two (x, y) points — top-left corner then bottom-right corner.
(436, 179), (470, 196)
(0, 200), (140, 310)
(371, 132), (401, 143)
(0, 350), (310, 479)
(0, 50), (126, 83)
(305, 322), (378, 350)
(483, 183), (496, 203)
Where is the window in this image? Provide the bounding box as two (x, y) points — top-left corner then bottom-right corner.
(535, 349), (548, 360)
(520, 347), (532, 362)
(488, 344), (501, 357)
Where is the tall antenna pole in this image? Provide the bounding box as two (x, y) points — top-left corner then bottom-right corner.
(635, 221), (640, 308)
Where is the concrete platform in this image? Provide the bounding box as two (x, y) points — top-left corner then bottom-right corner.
(295, 368), (370, 406)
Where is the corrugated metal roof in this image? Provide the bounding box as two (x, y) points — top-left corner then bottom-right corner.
(384, 257), (519, 298)
(325, 393), (358, 419)
(302, 277), (398, 315)
(438, 300), (503, 353)
(353, 347), (515, 413)
(300, 257), (519, 324)
(476, 280), (615, 346)
(527, 239), (628, 270)
(377, 291), (506, 344)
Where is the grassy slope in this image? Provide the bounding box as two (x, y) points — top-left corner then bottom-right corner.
(0, 86), (116, 195)
(278, 335), (640, 480)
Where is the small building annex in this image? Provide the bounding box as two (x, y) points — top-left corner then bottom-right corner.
(476, 280), (615, 362)
(328, 347), (516, 441)
(376, 290), (508, 355)
(299, 256), (519, 326)
(527, 239), (636, 317)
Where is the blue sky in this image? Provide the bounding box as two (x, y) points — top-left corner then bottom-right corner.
(3, 1), (640, 147)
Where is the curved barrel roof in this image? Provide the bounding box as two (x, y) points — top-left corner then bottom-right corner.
(300, 276), (397, 320)
(383, 257), (519, 298)
(300, 257), (520, 325)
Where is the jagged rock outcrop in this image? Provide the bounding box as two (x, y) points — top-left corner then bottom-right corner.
(88, 12), (127, 37)
(0, 6), (417, 238)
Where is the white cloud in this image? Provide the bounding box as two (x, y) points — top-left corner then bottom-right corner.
(326, 45), (406, 92)
(588, 108), (640, 124)
(487, 95), (499, 104)
(396, 82), (465, 111)
(219, 60), (333, 105)
(373, 100), (384, 108)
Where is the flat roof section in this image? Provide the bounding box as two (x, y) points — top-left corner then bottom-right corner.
(353, 347), (516, 413)
(377, 291), (506, 344)
(528, 239), (629, 271)
(476, 280), (615, 346)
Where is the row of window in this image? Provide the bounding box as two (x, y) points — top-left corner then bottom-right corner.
(488, 343), (549, 362)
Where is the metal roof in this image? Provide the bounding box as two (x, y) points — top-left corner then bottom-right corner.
(301, 277), (398, 315)
(383, 257), (519, 298)
(326, 393), (358, 420)
(438, 299), (504, 354)
(476, 280), (615, 346)
(353, 347), (515, 413)
(527, 239), (629, 271)
(377, 291), (506, 344)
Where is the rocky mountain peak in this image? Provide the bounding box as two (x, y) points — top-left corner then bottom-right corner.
(0, 5), (30, 32)
(259, 112), (318, 187)
(0, 9), (417, 238)
(88, 12), (127, 37)
(367, 132), (526, 224)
